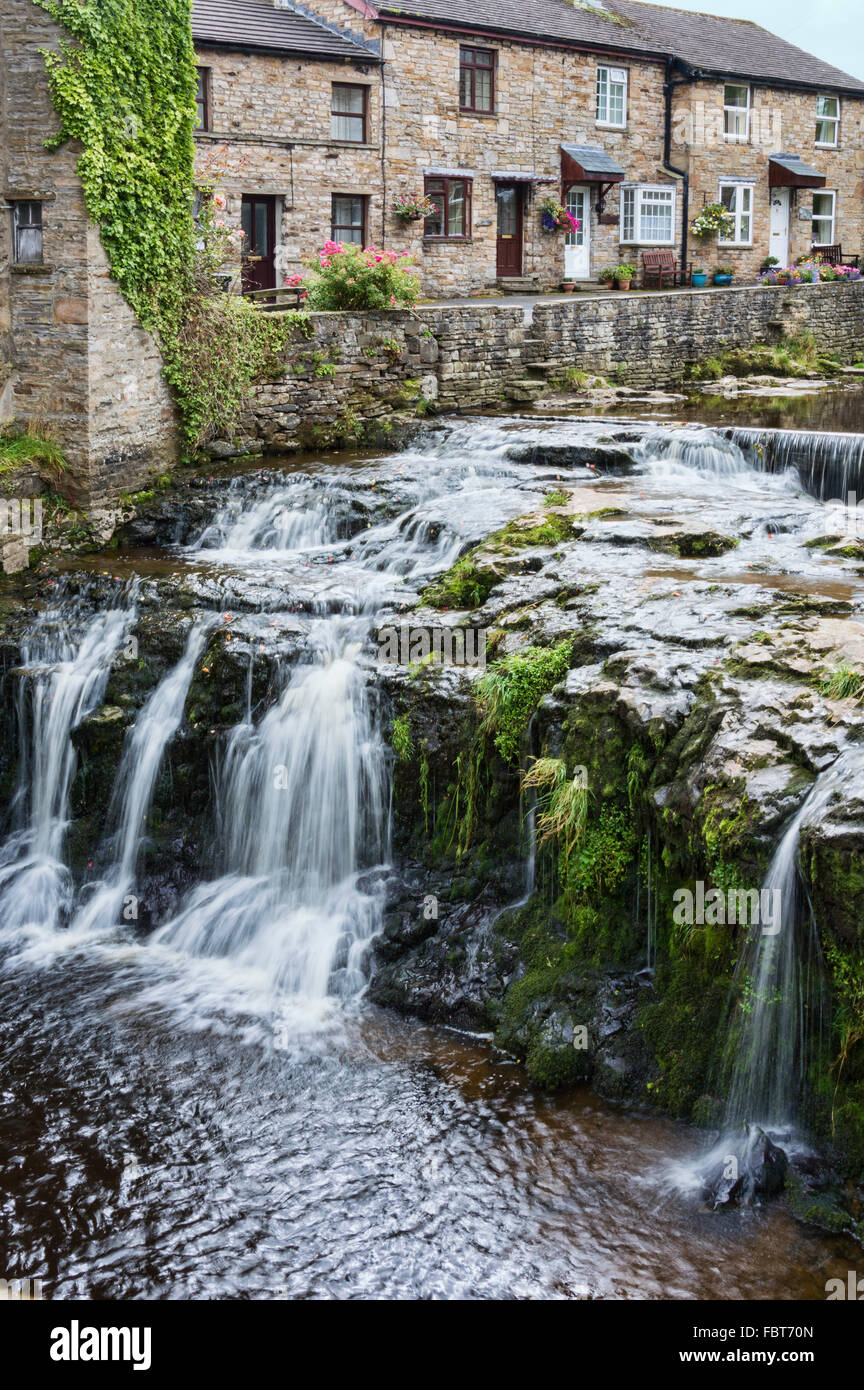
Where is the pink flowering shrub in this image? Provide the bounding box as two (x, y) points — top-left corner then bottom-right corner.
(294, 241), (420, 310)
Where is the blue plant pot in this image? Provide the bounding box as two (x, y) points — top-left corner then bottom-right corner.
(692, 272), (708, 287)
(713, 273), (732, 286)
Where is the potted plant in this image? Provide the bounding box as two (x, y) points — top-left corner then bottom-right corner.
(692, 267), (708, 287)
(391, 192), (436, 221)
(598, 265), (617, 287)
(760, 255), (780, 273)
(561, 281), (577, 293)
(713, 264), (733, 286)
(614, 262), (636, 290)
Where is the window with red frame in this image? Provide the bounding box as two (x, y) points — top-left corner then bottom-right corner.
(424, 177), (472, 238)
(459, 47), (494, 113)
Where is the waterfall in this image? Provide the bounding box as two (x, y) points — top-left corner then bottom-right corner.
(720, 747), (864, 1135)
(153, 616), (389, 1000)
(70, 621), (213, 934)
(0, 596), (134, 932)
(726, 426), (864, 501)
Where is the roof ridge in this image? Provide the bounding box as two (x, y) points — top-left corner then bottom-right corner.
(273, 0), (380, 53)
(611, 0), (758, 27)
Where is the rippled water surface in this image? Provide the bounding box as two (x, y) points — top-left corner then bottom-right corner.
(1, 944), (860, 1300)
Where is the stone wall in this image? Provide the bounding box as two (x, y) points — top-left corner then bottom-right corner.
(1, 0), (179, 505)
(221, 281), (864, 453)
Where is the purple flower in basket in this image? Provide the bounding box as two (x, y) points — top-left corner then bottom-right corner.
(542, 211), (558, 231)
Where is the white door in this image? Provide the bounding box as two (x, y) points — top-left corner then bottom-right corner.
(564, 185), (590, 279)
(769, 188), (790, 266)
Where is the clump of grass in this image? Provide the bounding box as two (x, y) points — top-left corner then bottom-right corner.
(0, 422), (68, 478)
(421, 553), (497, 610)
(687, 332), (839, 383)
(550, 366), (609, 392)
(522, 756), (589, 861)
(475, 640), (572, 763)
(391, 712), (414, 762)
(544, 489), (568, 507)
(819, 662), (864, 701)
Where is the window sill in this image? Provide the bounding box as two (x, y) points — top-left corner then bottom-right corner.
(595, 121), (627, 131)
(815, 142), (838, 149)
(717, 244), (753, 250)
(423, 237), (474, 245)
(619, 242), (676, 248)
(458, 109), (497, 119)
(10, 263), (53, 275)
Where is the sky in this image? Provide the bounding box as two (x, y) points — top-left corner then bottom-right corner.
(638, 0), (864, 83)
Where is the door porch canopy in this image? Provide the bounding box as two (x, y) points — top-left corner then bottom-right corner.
(560, 144), (626, 218)
(768, 153), (826, 189)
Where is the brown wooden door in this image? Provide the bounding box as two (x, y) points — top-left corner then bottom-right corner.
(241, 195), (276, 294)
(496, 183), (522, 277)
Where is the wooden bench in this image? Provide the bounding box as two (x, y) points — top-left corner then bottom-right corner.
(243, 284), (307, 310)
(817, 243), (860, 269)
(641, 249), (692, 289)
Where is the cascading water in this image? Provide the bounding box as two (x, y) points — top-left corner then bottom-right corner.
(70, 620), (214, 935)
(720, 747), (864, 1137)
(153, 616), (389, 1001)
(0, 594), (134, 932)
(727, 426), (864, 501)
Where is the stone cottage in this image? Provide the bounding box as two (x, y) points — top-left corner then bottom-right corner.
(193, 0), (864, 295)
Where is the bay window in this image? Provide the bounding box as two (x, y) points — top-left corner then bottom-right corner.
(424, 176), (471, 238)
(718, 182), (753, 246)
(620, 185), (675, 246)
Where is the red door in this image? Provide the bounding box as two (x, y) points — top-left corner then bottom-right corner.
(241, 195), (276, 294)
(496, 183), (523, 277)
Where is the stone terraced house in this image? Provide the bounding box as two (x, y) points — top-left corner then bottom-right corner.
(190, 0), (864, 294)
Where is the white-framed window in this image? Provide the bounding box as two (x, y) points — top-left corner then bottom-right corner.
(718, 181), (754, 246)
(812, 190), (836, 246)
(723, 83), (750, 141)
(815, 95), (840, 146)
(620, 184), (676, 245)
(596, 65), (627, 127)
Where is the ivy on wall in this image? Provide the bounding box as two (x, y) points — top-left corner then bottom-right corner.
(36, 0), (198, 333)
(34, 0), (310, 453)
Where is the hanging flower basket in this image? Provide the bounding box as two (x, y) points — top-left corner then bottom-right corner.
(538, 196), (580, 234)
(392, 193), (436, 221)
(690, 203), (735, 240)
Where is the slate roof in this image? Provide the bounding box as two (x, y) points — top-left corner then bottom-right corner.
(372, 0), (864, 93)
(561, 143), (627, 177)
(614, 1), (864, 94)
(373, 0), (663, 57)
(191, 0), (379, 60)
